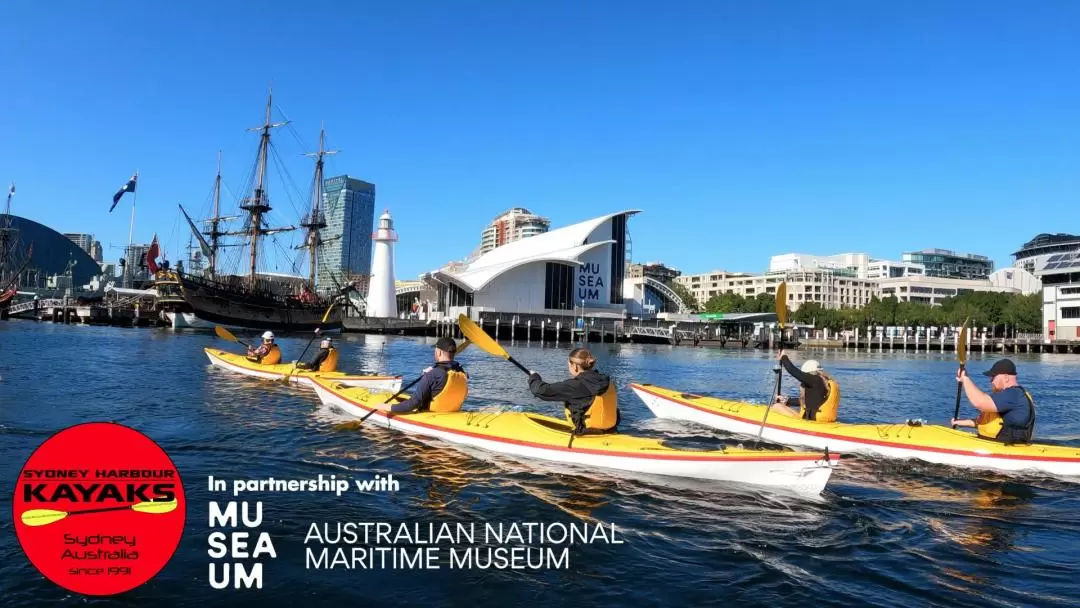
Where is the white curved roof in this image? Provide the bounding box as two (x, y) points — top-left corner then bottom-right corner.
(434, 209), (640, 291)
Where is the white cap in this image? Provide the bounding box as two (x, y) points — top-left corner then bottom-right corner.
(801, 360), (821, 374)
(261, 331), (275, 340)
(320, 338), (331, 348)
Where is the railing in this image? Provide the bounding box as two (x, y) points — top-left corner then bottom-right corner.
(7, 299), (64, 314)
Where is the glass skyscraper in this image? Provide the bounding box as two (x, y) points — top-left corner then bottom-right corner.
(318, 175), (376, 293)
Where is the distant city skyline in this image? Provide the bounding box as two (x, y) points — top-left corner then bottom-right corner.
(3, 3), (1079, 280)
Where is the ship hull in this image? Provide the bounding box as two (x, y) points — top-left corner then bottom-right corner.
(178, 274), (344, 332)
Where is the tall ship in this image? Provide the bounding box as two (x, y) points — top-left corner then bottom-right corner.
(0, 183), (33, 317)
(175, 91), (350, 332)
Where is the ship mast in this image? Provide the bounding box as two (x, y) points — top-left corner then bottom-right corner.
(300, 127), (336, 290)
(239, 89), (289, 289)
(209, 151), (222, 277)
(1, 182), (15, 284)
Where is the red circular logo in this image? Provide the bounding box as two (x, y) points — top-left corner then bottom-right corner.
(12, 422), (186, 596)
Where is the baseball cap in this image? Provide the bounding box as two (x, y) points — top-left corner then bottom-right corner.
(800, 360), (821, 374)
(983, 359), (1017, 378)
(434, 337), (457, 353)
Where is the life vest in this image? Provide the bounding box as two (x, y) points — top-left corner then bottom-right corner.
(977, 387), (1036, 445)
(428, 366), (468, 413)
(247, 344), (281, 365)
(799, 374), (840, 423)
(318, 348), (339, 372)
(565, 382), (619, 432)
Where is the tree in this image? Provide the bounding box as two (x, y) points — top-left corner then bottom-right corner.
(666, 281), (700, 312)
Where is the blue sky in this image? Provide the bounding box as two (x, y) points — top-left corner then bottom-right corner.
(2, 1), (1078, 278)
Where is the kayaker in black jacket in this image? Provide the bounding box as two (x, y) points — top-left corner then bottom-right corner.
(295, 338), (337, 372)
(528, 348), (619, 434)
(772, 350), (832, 421)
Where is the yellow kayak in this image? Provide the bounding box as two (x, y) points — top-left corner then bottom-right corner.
(631, 383), (1080, 478)
(311, 377), (838, 495)
(204, 348), (402, 392)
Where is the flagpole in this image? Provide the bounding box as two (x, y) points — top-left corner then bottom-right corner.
(128, 170), (138, 248)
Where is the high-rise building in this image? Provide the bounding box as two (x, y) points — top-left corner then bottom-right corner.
(318, 175), (375, 293)
(63, 233), (94, 253)
(121, 243), (152, 286)
(629, 262), (681, 282)
(89, 240), (103, 263)
(479, 208), (550, 254)
(902, 249), (993, 280)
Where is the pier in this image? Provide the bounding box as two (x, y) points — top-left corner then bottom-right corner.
(804, 333), (1080, 354)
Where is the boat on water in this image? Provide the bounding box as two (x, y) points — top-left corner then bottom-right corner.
(205, 348), (402, 391)
(175, 92), (354, 332)
(631, 383), (1080, 478)
(310, 378), (839, 495)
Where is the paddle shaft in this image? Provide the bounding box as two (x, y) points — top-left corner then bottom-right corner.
(358, 375), (424, 424)
(284, 301), (338, 380)
(951, 363), (965, 428)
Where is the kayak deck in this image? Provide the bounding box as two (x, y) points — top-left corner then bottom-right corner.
(631, 383), (1080, 474)
(204, 348), (401, 388)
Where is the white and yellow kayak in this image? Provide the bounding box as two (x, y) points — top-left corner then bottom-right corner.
(204, 348), (402, 392)
(311, 377), (839, 495)
(631, 383), (1080, 479)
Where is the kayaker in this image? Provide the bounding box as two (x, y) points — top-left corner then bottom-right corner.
(771, 350), (840, 423)
(246, 331), (282, 365)
(951, 359), (1036, 444)
(385, 337), (469, 414)
(527, 348), (619, 434)
(295, 338), (338, 372)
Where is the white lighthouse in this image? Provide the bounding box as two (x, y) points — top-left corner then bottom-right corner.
(366, 208), (398, 318)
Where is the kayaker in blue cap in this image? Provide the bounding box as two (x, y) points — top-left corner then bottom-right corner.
(386, 337), (469, 414)
(952, 359), (1036, 444)
(527, 348), (619, 434)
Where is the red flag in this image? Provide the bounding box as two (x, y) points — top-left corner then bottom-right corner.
(146, 234), (160, 275)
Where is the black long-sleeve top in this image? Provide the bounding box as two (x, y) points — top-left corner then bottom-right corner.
(780, 355), (827, 420)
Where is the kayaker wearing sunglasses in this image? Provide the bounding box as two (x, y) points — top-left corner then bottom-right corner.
(952, 359), (1036, 444)
(770, 350), (841, 423)
(527, 348), (619, 435)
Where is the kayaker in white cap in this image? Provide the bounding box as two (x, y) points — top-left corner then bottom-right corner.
(295, 338), (338, 372)
(246, 331), (282, 365)
(771, 350), (841, 423)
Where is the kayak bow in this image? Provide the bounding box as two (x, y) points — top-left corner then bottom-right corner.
(311, 377), (838, 495)
(204, 348), (402, 391)
(631, 383), (1080, 479)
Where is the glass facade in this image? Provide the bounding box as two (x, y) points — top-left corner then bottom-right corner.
(609, 214), (627, 304)
(318, 175), (375, 292)
(544, 262), (575, 310)
(902, 249), (993, 280)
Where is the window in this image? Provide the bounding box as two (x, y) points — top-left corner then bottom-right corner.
(1061, 287), (1080, 295)
(544, 263), (575, 310)
(1063, 307), (1080, 319)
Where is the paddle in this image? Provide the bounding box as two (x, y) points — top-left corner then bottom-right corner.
(457, 314), (531, 375)
(951, 318), (970, 429)
(282, 301), (338, 383)
(214, 325), (250, 349)
(20, 499), (178, 527)
(755, 282), (788, 445)
(355, 339), (473, 426)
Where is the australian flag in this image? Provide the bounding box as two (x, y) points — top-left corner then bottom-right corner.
(110, 173), (138, 212)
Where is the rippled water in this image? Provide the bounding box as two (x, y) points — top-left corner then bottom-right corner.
(1, 321), (1078, 607)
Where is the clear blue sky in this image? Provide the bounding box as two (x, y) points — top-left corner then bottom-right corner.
(2, 1), (1078, 278)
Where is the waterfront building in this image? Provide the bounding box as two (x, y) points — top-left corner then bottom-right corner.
(877, 274), (1022, 306)
(2, 216), (101, 287)
(770, 252), (869, 277)
(865, 259), (924, 279)
(901, 248), (993, 280)
(1012, 233), (1080, 277)
(318, 175), (375, 294)
(122, 243), (152, 287)
(422, 210), (637, 317)
(1037, 251), (1080, 340)
(479, 207), (551, 255)
(629, 262), (681, 282)
(674, 270), (751, 305)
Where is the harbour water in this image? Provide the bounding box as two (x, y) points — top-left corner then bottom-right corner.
(1, 321), (1078, 606)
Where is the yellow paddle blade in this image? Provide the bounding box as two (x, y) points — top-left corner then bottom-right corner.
(775, 281), (788, 328)
(20, 508), (68, 527)
(957, 318), (969, 366)
(456, 315), (508, 360)
(132, 499), (178, 515)
(320, 301), (336, 324)
(214, 325), (239, 342)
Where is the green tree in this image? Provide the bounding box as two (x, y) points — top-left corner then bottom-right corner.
(666, 281), (700, 312)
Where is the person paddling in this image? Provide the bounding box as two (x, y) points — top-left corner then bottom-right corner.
(952, 359), (1035, 444)
(382, 337), (469, 414)
(295, 338), (338, 372)
(527, 348), (619, 435)
(246, 331), (282, 365)
(771, 350), (841, 423)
